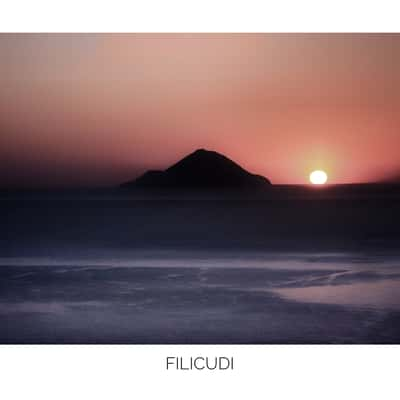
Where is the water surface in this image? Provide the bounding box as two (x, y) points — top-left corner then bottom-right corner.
(1, 189), (399, 343)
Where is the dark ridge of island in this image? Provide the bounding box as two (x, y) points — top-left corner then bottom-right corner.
(120, 148), (271, 190)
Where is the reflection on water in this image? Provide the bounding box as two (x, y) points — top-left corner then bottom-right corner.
(1, 249), (400, 270)
(0, 250), (400, 343)
(0, 301), (107, 314)
(2, 189), (400, 342)
(274, 279), (400, 310)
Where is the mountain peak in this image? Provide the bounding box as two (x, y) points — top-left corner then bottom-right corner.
(121, 149), (271, 189)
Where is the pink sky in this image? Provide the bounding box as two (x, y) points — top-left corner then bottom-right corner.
(1, 34), (400, 187)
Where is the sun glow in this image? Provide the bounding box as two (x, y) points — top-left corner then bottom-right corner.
(310, 170), (328, 185)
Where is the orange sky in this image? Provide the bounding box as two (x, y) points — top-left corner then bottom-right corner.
(1, 34), (400, 187)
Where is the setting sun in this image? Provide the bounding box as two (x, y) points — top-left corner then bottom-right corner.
(310, 170), (328, 185)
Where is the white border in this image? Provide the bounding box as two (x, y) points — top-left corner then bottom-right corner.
(0, 345), (399, 399)
(0, 0), (400, 32)
(1, 2), (400, 399)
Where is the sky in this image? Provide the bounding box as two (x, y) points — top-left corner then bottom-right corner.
(1, 33), (400, 187)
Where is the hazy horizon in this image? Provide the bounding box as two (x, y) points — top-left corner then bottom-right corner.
(1, 34), (400, 188)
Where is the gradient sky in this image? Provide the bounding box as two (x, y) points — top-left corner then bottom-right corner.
(1, 33), (400, 187)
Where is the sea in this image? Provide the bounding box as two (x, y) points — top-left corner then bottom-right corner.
(1, 185), (400, 343)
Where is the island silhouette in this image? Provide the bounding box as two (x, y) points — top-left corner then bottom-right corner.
(121, 148), (271, 189)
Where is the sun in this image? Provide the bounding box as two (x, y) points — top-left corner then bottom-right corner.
(309, 170), (328, 185)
